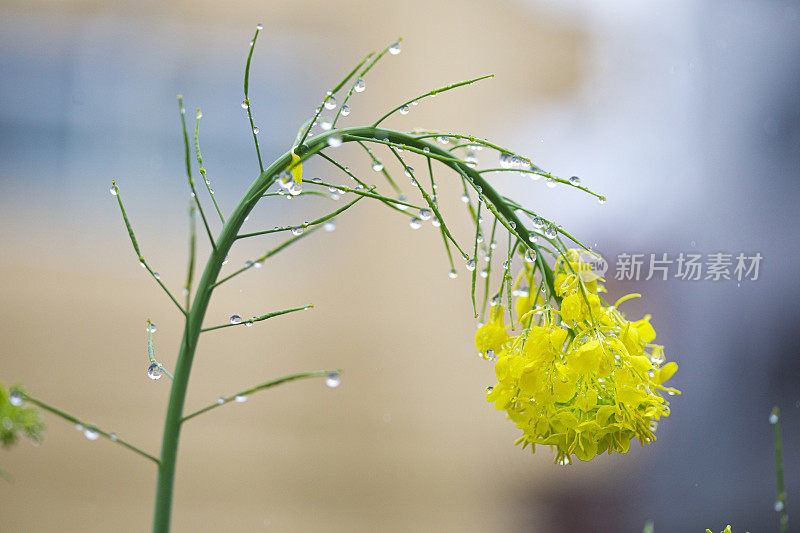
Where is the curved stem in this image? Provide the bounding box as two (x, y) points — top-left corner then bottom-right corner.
(151, 125), (555, 532)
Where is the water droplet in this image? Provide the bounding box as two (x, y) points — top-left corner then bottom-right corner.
(324, 220), (336, 232)
(648, 420), (658, 431)
(288, 181), (303, 195)
(397, 194), (408, 211)
(245, 320), (253, 328)
(598, 196), (607, 204)
(84, 427), (99, 441)
(109, 433), (118, 442)
(324, 95), (337, 110)
(139, 259), (146, 268)
(569, 176), (581, 185)
(354, 78), (366, 92)
(292, 226), (305, 236)
(340, 104), (351, 117)
(460, 194), (469, 203)
(244, 260), (254, 269)
(499, 152), (514, 168)
(545, 178), (557, 188)
(528, 232), (538, 242)
(466, 259), (477, 271)
(230, 315), (242, 325)
(532, 216), (545, 229)
(234, 395), (248, 403)
(147, 363), (163, 380)
(367, 160), (383, 172)
(418, 208), (432, 221)
(252, 126), (260, 134)
(431, 217), (441, 227)
(775, 500), (785, 512)
(196, 110), (203, 119)
(544, 224), (558, 239)
(423, 147), (430, 153)
(153, 272), (160, 280)
(485, 350), (496, 361)
(769, 413), (779, 424)
(480, 269), (489, 279)
(222, 255), (230, 265)
(502, 260), (510, 270)
(399, 105), (410, 115)
(437, 136), (449, 145)
(509, 221), (516, 230)
(320, 121), (332, 131)
(110, 184), (118, 196)
(490, 295), (501, 306)
(325, 372), (341, 388)
(9, 390), (23, 406)
(409, 217), (422, 230)
(147, 322), (157, 333)
(485, 386), (494, 394)
(241, 100), (249, 109)
(389, 41), (401, 55)
(75, 423), (84, 432)
(524, 249), (536, 263)
(404, 167), (414, 178)
(476, 232), (484, 244)
(327, 135), (343, 148)
(448, 269), (458, 279)
(217, 397), (225, 405)
(650, 352), (666, 365)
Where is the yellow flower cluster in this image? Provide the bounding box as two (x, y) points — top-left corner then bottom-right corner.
(477, 251), (679, 464)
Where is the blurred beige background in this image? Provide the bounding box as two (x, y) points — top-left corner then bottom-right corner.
(2, 0), (800, 531)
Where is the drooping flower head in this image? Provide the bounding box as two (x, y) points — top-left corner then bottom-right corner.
(477, 250), (679, 464)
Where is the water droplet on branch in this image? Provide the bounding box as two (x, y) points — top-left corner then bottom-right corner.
(147, 363), (163, 380)
(325, 372), (341, 388)
(230, 315), (242, 325)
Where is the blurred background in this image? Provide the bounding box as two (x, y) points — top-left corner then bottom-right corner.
(1, 0), (799, 531)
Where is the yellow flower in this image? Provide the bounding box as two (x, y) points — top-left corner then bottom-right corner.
(290, 149), (303, 183)
(705, 527), (733, 533)
(484, 251), (679, 464)
(475, 305), (509, 359)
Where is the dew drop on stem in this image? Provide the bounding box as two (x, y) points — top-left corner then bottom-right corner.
(230, 315), (242, 325)
(325, 372), (341, 388)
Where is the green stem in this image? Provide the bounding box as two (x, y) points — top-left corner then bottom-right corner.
(152, 126), (556, 531)
(181, 370), (335, 423)
(22, 393), (159, 464)
(772, 407), (788, 533)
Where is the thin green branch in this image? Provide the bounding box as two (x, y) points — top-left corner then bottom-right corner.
(185, 204), (196, 308)
(178, 96), (217, 249)
(330, 39), (400, 130)
(356, 141), (402, 194)
(772, 407), (788, 533)
(181, 370), (335, 423)
(346, 135), (467, 165)
(200, 304), (313, 333)
(147, 319), (174, 380)
(297, 50), (377, 148)
(428, 158), (455, 275)
(300, 178), (423, 212)
(19, 392), (159, 464)
(388, 146), (468, 258)
(111, 182), (187, 316)
(479, 167), (604, 201)
(471, 199), (482, 317)
(482, 216), (499, 320)
(194, 110), (225, 223)
(236, 196), (363, 240)
(213, 226), (321, 288)
(243, 27), (265, 172)
(372, 74), (494, 127)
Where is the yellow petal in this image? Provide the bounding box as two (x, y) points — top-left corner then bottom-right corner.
(290, 149), (303, 183)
